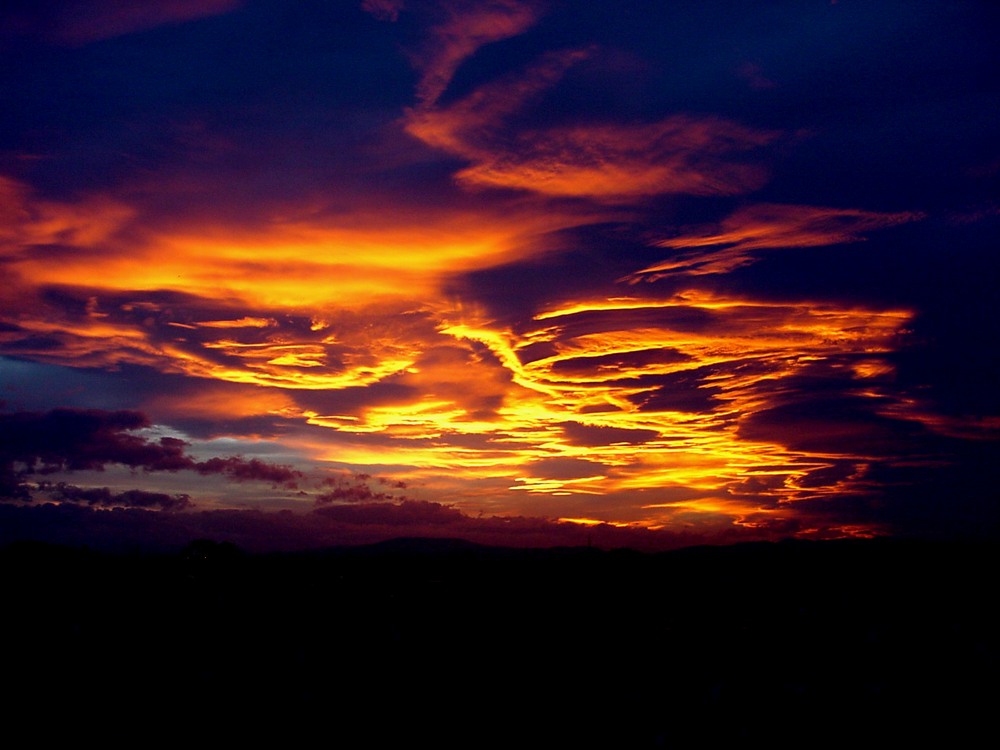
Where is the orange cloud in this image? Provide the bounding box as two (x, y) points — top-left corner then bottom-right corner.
(1, 171), (591, 326)
(454, 117), (775, 199)
(434, 292), (917, 503)
(405, 51), (777, 201)
(146, 384), (298, 423)
(404, 47), (592, 153)
(197, 318), (276, 329)
(659, 202), (921, 251)
(0, 176), (135, 248)
(241, 288), (907, 545)
(407, 0), (542, 107)
(0, 161), (926, 540)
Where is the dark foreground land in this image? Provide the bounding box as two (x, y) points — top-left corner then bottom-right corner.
(2, 536), (996, 746)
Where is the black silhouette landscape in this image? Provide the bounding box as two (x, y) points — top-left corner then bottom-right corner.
(4, 534), (995, 745)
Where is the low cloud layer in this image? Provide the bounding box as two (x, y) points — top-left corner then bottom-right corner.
(0, 408), (300, 504)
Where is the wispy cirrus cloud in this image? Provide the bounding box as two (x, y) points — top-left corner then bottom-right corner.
(451, 116), (777, 200)
(404, 0), (542, 107)
(655, 203), (923, 251)
(2, 0), (243, 45)
(404, 51), (778, 201)
(362, 0), (405, 23)
(627, 203), (924, 280)
(389, 2), (777, 203)
(0, 176), (134, 248)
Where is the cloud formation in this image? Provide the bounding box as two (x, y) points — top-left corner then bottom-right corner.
(660, 203), (921, 251)
(2, 0), (242, 45)
(403, 48), (777, 201)
(628, 204), (924, 280)
(1, 1), (997, 549)
(0, 498), (744, 555)
(408, 0), (541, 107)
(0, 408), (300, 504)
(40, 482), (192, 511)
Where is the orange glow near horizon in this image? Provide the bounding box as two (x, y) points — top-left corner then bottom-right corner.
(0, 168), (934, 538)
(178, 286), (920, 536)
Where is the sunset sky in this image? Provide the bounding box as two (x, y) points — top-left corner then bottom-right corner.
(2, 0), (998, 552)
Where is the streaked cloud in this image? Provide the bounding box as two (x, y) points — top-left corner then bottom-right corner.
(3, 0), (242, 45)
(655, 203), (923, 251)
(627, 203), (924, 280)
(405, 0), (542, 107)
(452, 116), (776, 200)
(404, 52), (777, 201)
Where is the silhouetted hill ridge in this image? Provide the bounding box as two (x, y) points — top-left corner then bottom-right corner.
(3, 534), (996, 745)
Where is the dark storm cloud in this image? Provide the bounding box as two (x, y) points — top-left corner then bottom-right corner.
(0, 408), (189, 473)
(292, 381), (419, 417)
(361, 1), (403, 24)
(756, 440), (1000, 542)
(40, 481), (192, 511)
(447, 224), (659, 324)
(0, 408), (301, 502)
(624, 203), (924, 285)
(316, 472), (407, 505)
(193, 457), (299, 486)
(1, 3), (415, 207)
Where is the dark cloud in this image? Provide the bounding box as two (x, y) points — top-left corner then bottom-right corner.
(0, 499), (727, 555)
(547, 346), (691, 375)
(523, 456), (608, 480)
(194, 457), (300, 486)
(559, 421), (658, 447)
(316, 472), (406, 505)
(0, 407), (301, 502)
(40, 481), (191, 511)
(314, 500), (465, 527)
(628, 369), (723, 414)
(0, 408), (188, 474)
(292, 381), (419, 416)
